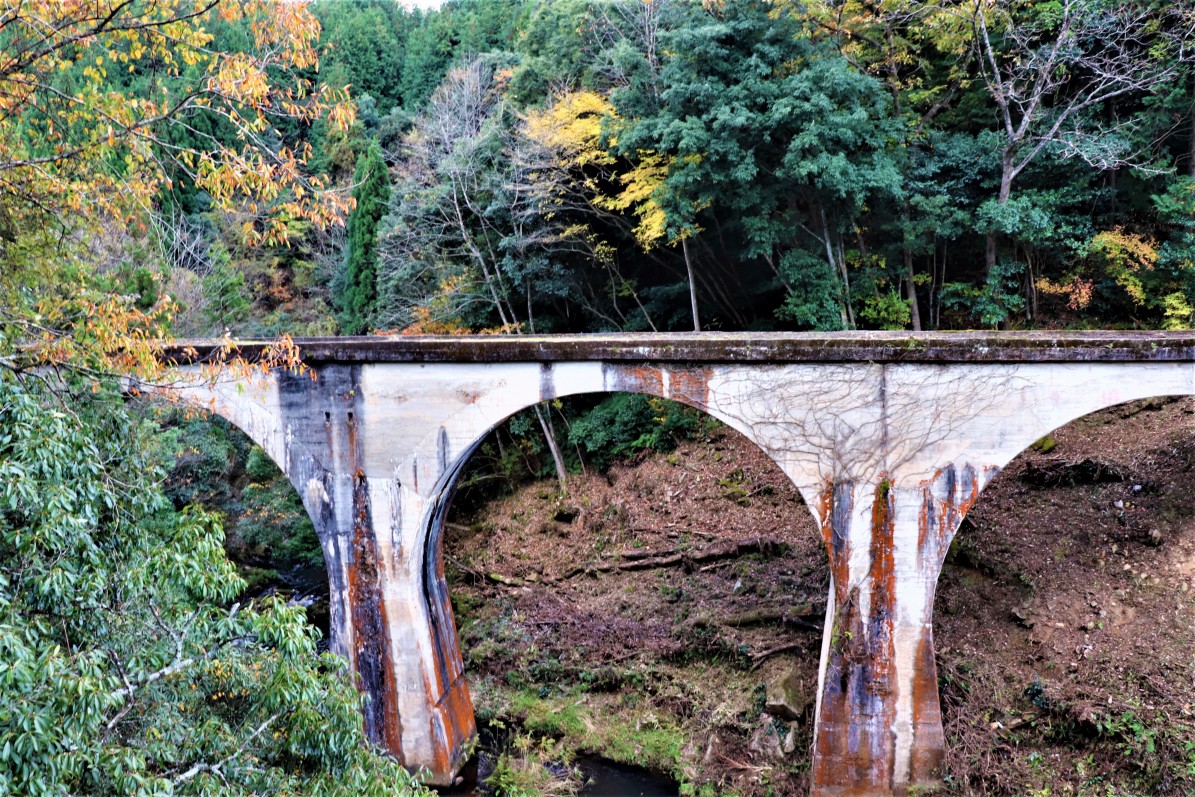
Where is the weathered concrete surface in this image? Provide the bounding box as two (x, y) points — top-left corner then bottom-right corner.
(167, 330), (1195, 364)
(161, 333), (1195, 794)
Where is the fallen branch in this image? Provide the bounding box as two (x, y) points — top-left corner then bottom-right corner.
(751, 642), (807, 669)
(444, 554), (487, 584)
(688, 605), (821, 632)
(624, 526), (717, 540)
(1020, 457), (1125, 488)
(444, 554), (532, 587)
(562, 537), (787, 579)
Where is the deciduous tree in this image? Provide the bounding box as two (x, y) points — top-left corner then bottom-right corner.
(962, 0), (1195, 305)
(0, 0), (355, 250)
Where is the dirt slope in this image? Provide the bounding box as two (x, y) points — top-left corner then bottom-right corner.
(445, 398), (1195, 796)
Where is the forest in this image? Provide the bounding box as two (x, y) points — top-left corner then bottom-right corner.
(203, 0), (1195, 340)
(1, 0), (1195, 795)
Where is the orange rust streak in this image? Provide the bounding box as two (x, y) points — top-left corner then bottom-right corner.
(423, 669), (475, 775)
(817, 481), (851, 606)
(421, 541), (477, 774)
(908, 631), (946, 782)
(348, 473), (404, 756)
(813, 479), (901, 795)
(609, 364), (664, 396)
(345, 415), (404, 758)
(668, 366), (713, 412)
(919, 464), (987, 569)
(904, 463), (994, 788)
(817, 477), (898, 793)
(863, 477), (898, 786)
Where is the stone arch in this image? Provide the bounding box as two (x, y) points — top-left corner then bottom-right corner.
(160, 360), (817, 785)
(155, 368), (353, 639)
(881, 365), (1195, 793)
(413, 362), (779, 564)
(411, 381), (828, 791)
(908, 363), (1195, 640)
(406, 362), (817, 730)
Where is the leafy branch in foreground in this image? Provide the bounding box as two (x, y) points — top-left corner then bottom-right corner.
(0, 372), (431, 797)
(0, 0), (356, 248)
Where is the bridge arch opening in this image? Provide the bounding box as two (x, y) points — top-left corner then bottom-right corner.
(931, 394), (1195, 794)
(152, 405), (332, 636)
(436, 392), (830, 794)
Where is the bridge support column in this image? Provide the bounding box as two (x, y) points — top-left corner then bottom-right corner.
(810, 465), (984, 796)
(317, 470), (474, 787)
(266, 365), (478, 787)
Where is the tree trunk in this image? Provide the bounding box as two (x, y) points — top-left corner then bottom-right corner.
(681, 237), (701, 332)
(985, 152), (1017, 329)
(1189, 72), (1195, 179)
(985, 155), (1015, 280)
(820, 206), (852, 329)
(902, 201), (922, 331)
(533, 405), (568, 493)
(904, 246), (922, 332)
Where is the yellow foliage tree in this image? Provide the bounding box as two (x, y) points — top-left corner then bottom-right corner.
(522, 89), (702, 328)
(1088, 229), (1158, 307)
(522, 90), (675, 250)
(0, 0), (355, 379)
(0, 0), (353, 247)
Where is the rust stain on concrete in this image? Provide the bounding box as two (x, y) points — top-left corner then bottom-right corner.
(917, 464), (984, 570)
(812, 479), (901, 795)
(606, 364), (712, 414)
(668, 366), (713, 412)
(422, 668), (475, 777)
(346, 417), (403, 756)
(422, 523), (475, 776)
(905, 464), (991, 785)
(608, 363), (664, 396)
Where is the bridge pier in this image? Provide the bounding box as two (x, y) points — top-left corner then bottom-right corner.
(809, 467), (985, 795)
(269, 366), (478, 785)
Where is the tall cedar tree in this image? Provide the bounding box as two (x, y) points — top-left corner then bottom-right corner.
(341, 141), (392, 334)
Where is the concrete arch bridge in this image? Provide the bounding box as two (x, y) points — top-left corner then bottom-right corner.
(161, 331), (1195, 796)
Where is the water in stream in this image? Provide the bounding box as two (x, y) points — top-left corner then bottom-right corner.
(444, 752), (678, 797)
(574, 756), (679, 796)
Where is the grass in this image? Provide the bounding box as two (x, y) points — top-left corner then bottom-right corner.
(485, 733), (585, 797)
(482, 684), (687, 779)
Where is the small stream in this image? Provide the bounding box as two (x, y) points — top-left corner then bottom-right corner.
(574, 757), (680, 796)
(445, 752), (678, 797)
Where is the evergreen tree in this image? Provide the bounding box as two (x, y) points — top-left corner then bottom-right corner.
(339, 141), (392, 334)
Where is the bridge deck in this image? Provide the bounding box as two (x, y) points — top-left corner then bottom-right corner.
(167, 331), (1195, 364)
